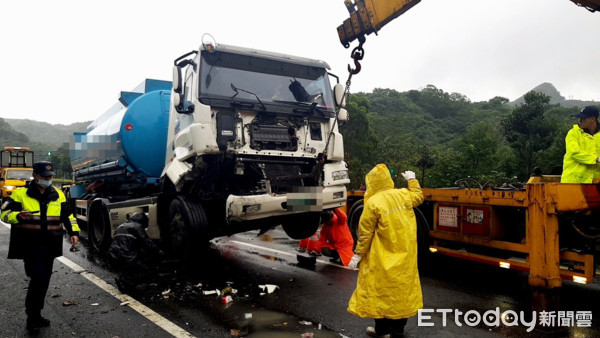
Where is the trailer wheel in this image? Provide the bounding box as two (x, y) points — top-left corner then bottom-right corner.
(88, 201), (112, 253)
(282, 212), (320, 239)
(414, 207), (431, 270)
(166, 196), (209, 261)
(346, 200), (430, 270)
(347, 200), (364, 250)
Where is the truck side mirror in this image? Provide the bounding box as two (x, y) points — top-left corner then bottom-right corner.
(333, 83), (346, 108)
(173, 66), (182, 94)
(338, 108), (349, 121)
(173, 94), (182, 108)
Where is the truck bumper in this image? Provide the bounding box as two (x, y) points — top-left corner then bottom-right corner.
(226, 185), (347, 221)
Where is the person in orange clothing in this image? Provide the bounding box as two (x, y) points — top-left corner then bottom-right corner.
(297, 208), (355, 266)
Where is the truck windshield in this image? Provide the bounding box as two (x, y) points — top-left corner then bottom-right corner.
(6, 169), (33, 180)
(199, 52), (335, 110)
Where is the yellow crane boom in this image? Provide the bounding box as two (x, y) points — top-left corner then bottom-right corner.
(338, 0), (599, 48)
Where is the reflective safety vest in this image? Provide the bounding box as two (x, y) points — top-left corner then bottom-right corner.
(1, 187), (66, 231)
(2, 185), (77, 259)
(561, 124), (600, 183)
(1, 188), (66, 231)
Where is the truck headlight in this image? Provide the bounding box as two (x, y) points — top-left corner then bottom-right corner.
(5, 186), (14, 190)
(332, 170), (349, 181)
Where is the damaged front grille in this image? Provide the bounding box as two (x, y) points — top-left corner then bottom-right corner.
(233, 157), (318, 195)
(249, 123), (298, 151)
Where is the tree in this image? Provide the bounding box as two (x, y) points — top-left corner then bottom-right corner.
(416, 146), (436, 186)
(454, 121), (500, 176)
(500, 91), (558, 179)
(339, 95), (379, 189)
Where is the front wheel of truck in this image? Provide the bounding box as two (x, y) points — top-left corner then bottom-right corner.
(282, 212), (321, 239)
(166, 195), (209, 261)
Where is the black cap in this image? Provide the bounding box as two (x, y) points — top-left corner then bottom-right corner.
(32, 161), (55, 176)
(572, 106), (599, 119)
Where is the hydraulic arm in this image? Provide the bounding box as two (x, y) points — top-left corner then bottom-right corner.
(337, 0), (420, 48)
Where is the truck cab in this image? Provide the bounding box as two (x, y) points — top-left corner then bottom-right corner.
(163, 36), (350, 244)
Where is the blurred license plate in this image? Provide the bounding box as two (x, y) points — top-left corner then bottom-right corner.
(287, 186), (323, 212)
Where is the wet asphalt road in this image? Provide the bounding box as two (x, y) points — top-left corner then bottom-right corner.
(2, 223), (600, 337)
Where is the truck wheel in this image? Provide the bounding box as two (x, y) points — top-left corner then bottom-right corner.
(414, 207), (430, 271)
(282, 212), (320, 239)
(346, 201), (430, 271)
(166, 196), (209, 261)
(347, 200), (364, 250)
(88, 201), (112, 252)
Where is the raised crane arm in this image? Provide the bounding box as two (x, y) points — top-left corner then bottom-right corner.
(338, 0), (598, 48)
(571, 0), (600, 12)
(337, 0), (420, 48)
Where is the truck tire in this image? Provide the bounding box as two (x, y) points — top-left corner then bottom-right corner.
(88, 201), (112, 252)
(282, 212), (320, 239)
(414, 207), (430, 271)
(166, 196), (209, 261)
(347, 200), (364, 250)
(346, 200), (430, 271)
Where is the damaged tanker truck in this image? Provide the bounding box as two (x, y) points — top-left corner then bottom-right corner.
(69, 36), (350, 259)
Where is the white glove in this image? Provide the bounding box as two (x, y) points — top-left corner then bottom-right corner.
(597, 157), (600, 163)
(401, 170), (416, 181)
(347, 254), (361, 270)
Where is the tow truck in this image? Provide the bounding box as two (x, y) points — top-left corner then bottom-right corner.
(0, 146), (34, 203)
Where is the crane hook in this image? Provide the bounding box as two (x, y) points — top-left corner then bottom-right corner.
(347, 36), (365, 75)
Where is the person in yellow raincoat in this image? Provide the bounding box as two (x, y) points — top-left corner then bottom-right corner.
(561, 105), (600, 183)
(347, 164), (424, 338)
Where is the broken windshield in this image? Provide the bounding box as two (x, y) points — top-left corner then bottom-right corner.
(199, 51), (335, 110)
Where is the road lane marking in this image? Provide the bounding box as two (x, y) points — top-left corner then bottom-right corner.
(56, 257), (195, 338)
(229, 240), (353, 269)
(1, 222), (194, 338)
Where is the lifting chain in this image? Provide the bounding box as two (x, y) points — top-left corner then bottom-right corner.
(316, 37), (366, 179)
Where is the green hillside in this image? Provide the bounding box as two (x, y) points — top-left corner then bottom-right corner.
(340, 85), (588, 189)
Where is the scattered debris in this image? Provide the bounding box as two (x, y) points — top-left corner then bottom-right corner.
(91, 303), (99, 306)
(221, 295), (233, 304)
(301, 333), (314, 337)
(230, 329), (241, 336)
(62, 300), (78, 306)
(244, 313), (252, 319)
(51, 294), (61, 298)
(258, 284), (279, 295)
(202, 289), (220, 296)
(299, 321), (312, 326)
(162, 289), (171, 299)
(120, 301), (130, 306)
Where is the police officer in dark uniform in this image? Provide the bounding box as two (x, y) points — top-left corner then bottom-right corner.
(1, 161), (79, 331)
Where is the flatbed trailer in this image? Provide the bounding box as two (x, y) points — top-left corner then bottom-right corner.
(345, 176), (599, 290)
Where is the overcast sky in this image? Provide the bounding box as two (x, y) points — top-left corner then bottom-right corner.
(1, 0), (599, 125)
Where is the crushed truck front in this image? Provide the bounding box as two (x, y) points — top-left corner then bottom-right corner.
(163, 40), (349, 239)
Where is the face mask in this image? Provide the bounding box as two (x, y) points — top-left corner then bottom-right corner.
(37, 179), (52, 188)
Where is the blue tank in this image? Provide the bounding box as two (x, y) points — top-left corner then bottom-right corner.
(71, 79), (172, 189)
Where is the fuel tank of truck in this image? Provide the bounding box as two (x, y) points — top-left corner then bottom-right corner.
(71, 79), (172, 183)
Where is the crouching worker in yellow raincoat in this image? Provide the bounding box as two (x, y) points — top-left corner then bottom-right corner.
(347, 164), (424, 338)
